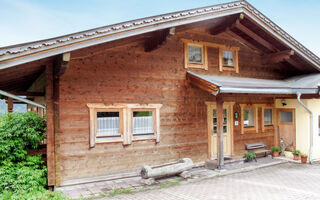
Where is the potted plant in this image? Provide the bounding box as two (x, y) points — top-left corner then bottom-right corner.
(245, 152), (256, 162)
(271, 147), (282, 157)
(300, 153), (308, 163)
(292, 149), (300, 161)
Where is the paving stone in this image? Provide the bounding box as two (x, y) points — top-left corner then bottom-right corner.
(100, 162), (320, 200)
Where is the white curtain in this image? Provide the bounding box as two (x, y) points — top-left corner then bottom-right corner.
(97, 117), (120, 136)
(133, 116), (153, 134)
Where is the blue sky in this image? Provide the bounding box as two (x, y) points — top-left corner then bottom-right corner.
(0, 0), (320, 56)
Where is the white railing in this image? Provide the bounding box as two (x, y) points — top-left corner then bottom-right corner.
(133, 116), (153, 134)
(97, 117), (120, 137)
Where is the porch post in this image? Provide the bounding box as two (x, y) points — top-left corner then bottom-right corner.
(217, 96), (224, 169)
(7, 98), (13, 112)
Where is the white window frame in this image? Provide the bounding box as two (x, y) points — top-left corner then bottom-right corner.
(87, 103), (162, 147)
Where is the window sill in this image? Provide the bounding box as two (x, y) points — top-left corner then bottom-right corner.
(132, 135), (156, 141)
(96, 137), (123, 144)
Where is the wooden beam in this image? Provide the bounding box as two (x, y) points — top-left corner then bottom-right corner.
(144, 28), (175, 52)
(233, 21), (277, 52)
(262, 50), (294, 64)
(7, 98), (13, 112)
(210, 13), (244, 35)
(225, 28), (263, 54)
(285, 58), (302, 69)
(54, 53), (70, 78)
(46, 63), (55, 186)
(8, 91), (45, 96)
(216, 96), (224, 169)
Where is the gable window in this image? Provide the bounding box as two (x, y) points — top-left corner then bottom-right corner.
(219, 48), (239, 73)
(133, 111), (154, 136)
(87, 103), (162, 147)
(184, 42), (208, 70)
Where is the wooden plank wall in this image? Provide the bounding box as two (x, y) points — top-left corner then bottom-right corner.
(58, 29), (280, 182)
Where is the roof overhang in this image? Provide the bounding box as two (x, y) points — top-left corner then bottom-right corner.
(187, 71), (320, 95)
(0, 0), (320, 71)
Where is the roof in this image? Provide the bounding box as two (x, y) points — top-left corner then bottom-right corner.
(0, 0), (320, 71)
(187, 71), (320, 95)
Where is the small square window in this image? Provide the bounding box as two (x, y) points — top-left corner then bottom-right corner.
(244, 109), (255, 127)
(133, 111), (154, 136)
(188, 45), (203, 64)
(222, 50), (234, 67)
(97, 112), (120, 137)
(264, 109), (273, 126)
(280, 111), (293, 123)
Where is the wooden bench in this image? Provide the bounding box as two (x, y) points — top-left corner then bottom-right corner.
(245, 142), (271, 158)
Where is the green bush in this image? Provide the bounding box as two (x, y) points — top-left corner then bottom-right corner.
(0, 112), (46, 163)
(0, 112), (67, 199)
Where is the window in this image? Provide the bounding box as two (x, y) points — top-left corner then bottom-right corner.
(219, 48), (239, 73)
(264, 109), (273, 126)
(87, 103), (162, 147)
(133, 111), (154, 136)
(244, 109), (254, 127)
(212, 109), (227, 134)
(240, 104), (258, 134)
(184, 42), (208, 70)
(97, 112), (120, 137)
(222, 50), (234, 67)
(280, 111), (293, 123)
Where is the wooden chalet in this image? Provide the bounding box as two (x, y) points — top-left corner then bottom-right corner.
(1, 0), (320, 187)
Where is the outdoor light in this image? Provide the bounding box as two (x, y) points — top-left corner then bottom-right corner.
(282, 99), (287, 106)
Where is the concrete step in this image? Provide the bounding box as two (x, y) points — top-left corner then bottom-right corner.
(205, 157), (245, 170)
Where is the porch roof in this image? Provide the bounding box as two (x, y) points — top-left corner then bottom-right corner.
(187, 71), (320, 95)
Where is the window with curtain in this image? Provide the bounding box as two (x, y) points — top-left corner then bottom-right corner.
(188, 45), (203, 64)
(133, 111), (154, 136)
(96, 112), (120, 137)
(222, 50), (234, 67)
(280, 111), (293, 123)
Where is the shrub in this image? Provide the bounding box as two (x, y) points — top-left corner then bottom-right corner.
(271, 147), (282, 152)
(0, 112), (67, 199)
(0, 112), (46, 163)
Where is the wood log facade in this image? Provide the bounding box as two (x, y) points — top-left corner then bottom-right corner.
(53, 29), (283, 183)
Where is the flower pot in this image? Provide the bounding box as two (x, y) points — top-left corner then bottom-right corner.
(293, 154), (299, 161)
(301, 156), (308, 163)
(272, 152), (279, 157)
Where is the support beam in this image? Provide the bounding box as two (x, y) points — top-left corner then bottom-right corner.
(54, 52), (70, 78)
(262, 50), (295, 64)
(225, 28), (263, 54)
(210, 13), (244, 35)
(144, 28), (175, 52)
(7, 98), (13, 112)
(285, 58), (302, 69)
(216, 96), (224, 169)
(8, 91), (45, 96)
(46, 63), (55, 186)
(233, 21), (277, 52)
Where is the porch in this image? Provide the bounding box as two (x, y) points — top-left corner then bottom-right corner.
(187, 71), (320, 168)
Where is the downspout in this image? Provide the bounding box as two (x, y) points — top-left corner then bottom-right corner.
(296, 92), (313, 164)
(0, 89), (46, 110)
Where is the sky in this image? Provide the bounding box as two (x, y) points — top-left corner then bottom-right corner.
(0, 0), (320, 56)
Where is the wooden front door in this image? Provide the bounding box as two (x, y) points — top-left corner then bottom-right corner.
(277, 109), (296, 149)
(206, 102), (233, 158)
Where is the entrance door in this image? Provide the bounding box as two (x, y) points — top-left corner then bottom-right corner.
(206, 102), (233, 158)
(277, 109), (296, 149)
